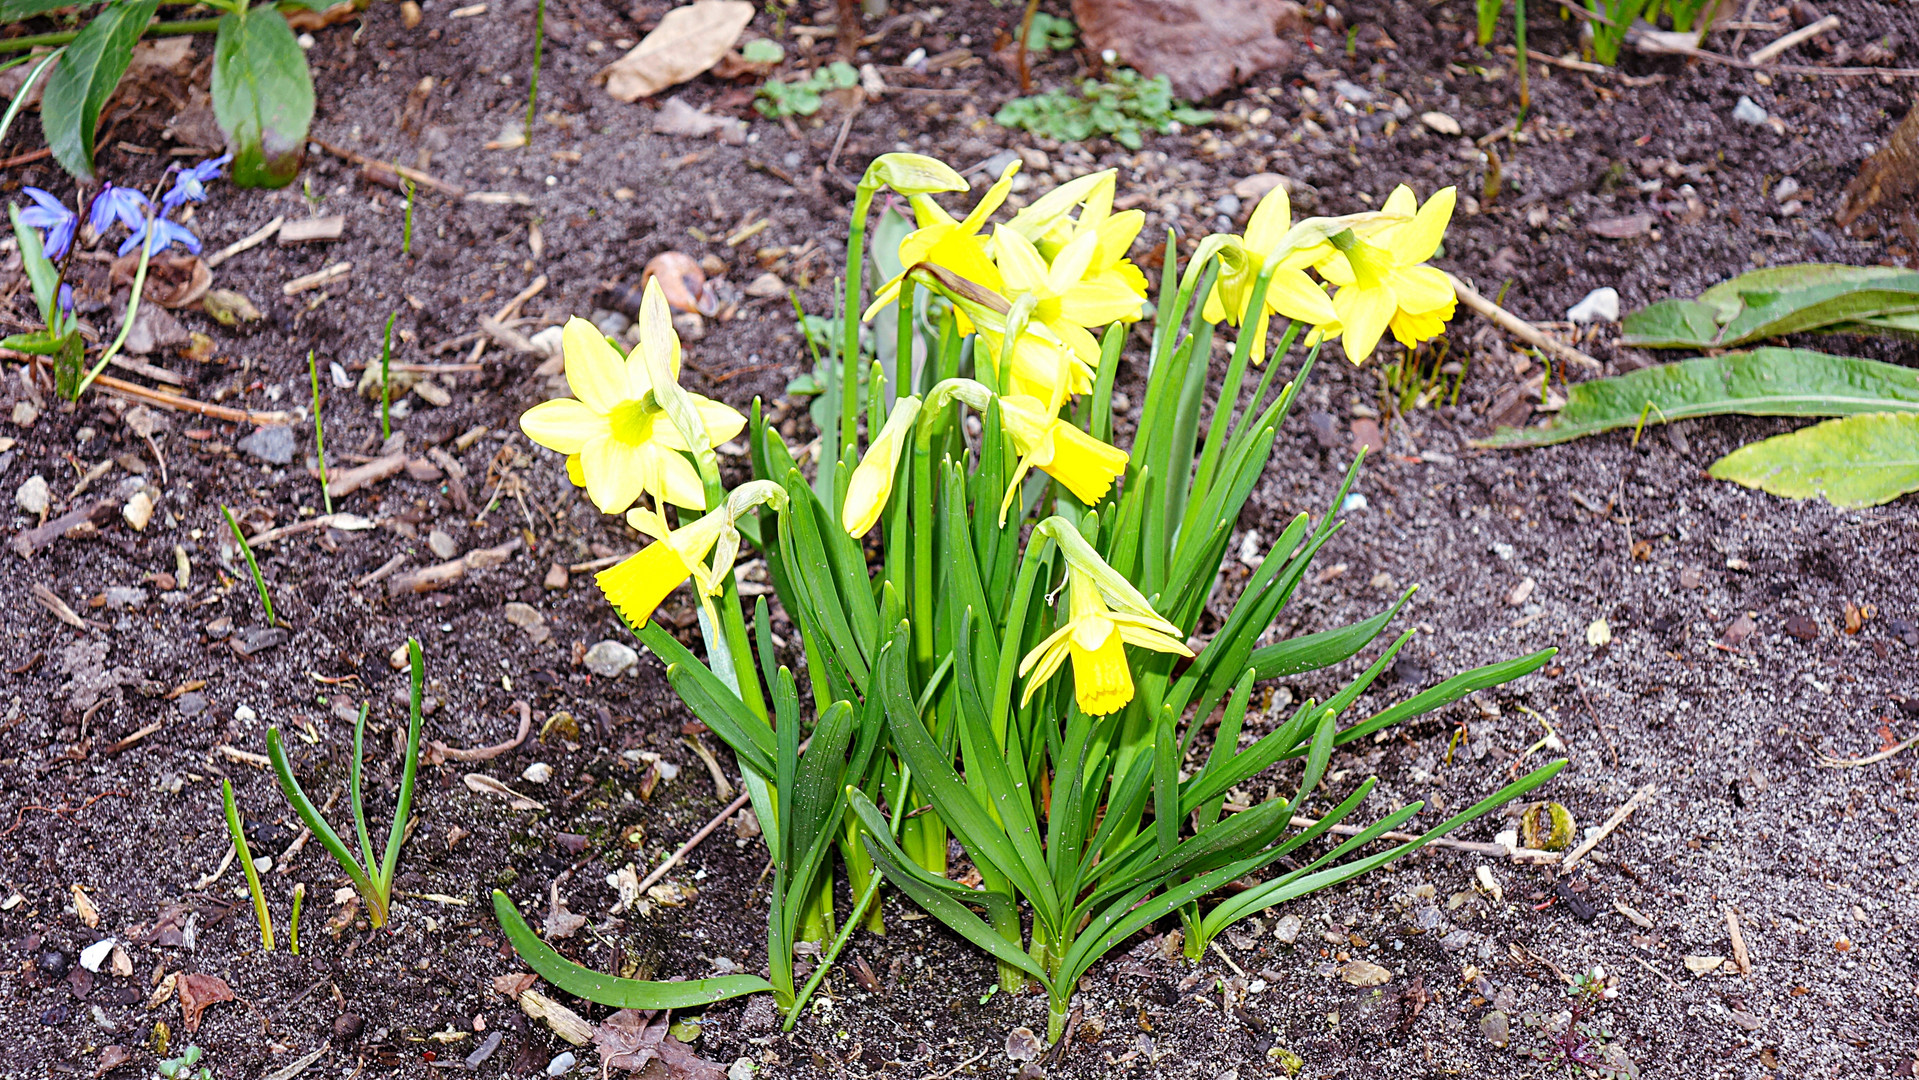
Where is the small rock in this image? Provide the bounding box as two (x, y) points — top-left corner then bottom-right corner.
(1784, 614), (1819, 641)
(1213, 192), (1242, 218)
(15, 475), (49, 515)
(175, 692), (207, 717)
(1349, 417), (1384, 454)
(122, 491), (154, 532)
(546, 1050), (577, 1076)
(544, 563), (569, 590)
(522, 762), (553, 784)
(1438, 929), (1478, 951)
(583, 640), (638, 678)
(1273, 914), (1302, 943)
(743, 272), (787, 298)
(504, 602), (544, 628)
(235, 425), (296, 465)
(1586, 618), (1612, 647)
(1306, 410), (1341, 449)
(1505, 577), (1536, 606)
(979, 149), (1021, 179)
(232, 626), (289, 656)
(400, 0), (421, 26)
(77, 939), (115, 973)
(1678, 567), (1703, 589)
(728, 1059), (756, 1080)
(1683, 955), (1725, 975)
(590, 309), (631, 339)
(1005, 1027), (1044, 1062)
(1728, 1007), (1762, 1031)
(1722, 613), (1756, 645)
(529, 326), (565, 360)
(39, 949), (71, 979)
(1481, 1010), (1511, 1046)
(12, 401), (38, 428)
(103, 587), (148, 611)
(333, 1012), (365, 1040)
(1339, 959), (1391, 987)
(234, 704), (258, 723)
(1566, 287), (1620, 324)
(1331, 79), (1374, 102)
(1233, 173), (1287, 202)
(1732, 96), (1769, 125)
(426, 529), (459, 560)
(1773, 176), (1801, 202)
(107, 945), (132, 978)
(204, 617), (232, 640)
(1420, 111), (1461, 136)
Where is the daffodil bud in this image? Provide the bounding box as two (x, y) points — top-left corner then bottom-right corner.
(862, 153), (967, 196)
(840, 396), (921, 536)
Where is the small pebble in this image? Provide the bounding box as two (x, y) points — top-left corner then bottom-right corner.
(1481, 1010), (1511, 1046)
(333, 1012), (365, 1040)
(427, 530), (459, 560)
(1420, 111), (1461, 136)
(14, 475), (49, 515)
(1566, 287), (1620, 324)
(1273, 914), (1302, 943)
(547, 1051), (577, 1076)
(583, 640), (638, 678)
(522, 762), (553, 784)
(544, 564), (569, 590)
(236, 425), (296, 465)
(1785, 614), (1819, 641)
(1339, 959), (1390, 987)
(122, 491), (154, 532)
(1773, 176), (1801, 202)
(1732, 96), (1769, 125)
(234, 704), (258, 722)
(39, 950), (70, 979)
(77, 939), (115, 974)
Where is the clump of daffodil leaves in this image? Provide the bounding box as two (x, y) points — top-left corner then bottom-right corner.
(496, 153), (1564, 1043)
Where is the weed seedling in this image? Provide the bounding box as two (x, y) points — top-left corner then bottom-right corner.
(220, 504), (276, 627)
(994, 68), (1213, 150)
(265, 639), (426, 930)
(289, 882), (305, 956)
(379, 311), (397, 440)
(307, 349), (332, 514)
(402, 178), (415, 257)
(222, 779), (274, 951)
(156, 1046), (213, 1080)
(755, 61), (859, 118)
(526, 0), (546, 144)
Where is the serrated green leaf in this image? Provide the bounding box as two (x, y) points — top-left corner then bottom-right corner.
(212, 5), (314, 188)
(492, 890), (773, 1007)
(1478, 348), (1919, 448)
(1708, 412), (1919, 509)
(41, 0), (157, 181)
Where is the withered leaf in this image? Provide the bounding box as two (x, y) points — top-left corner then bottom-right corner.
(176, 972), (233, 1032)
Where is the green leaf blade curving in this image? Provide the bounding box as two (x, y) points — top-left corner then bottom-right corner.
(212, 4), (314, 188)
(1708, 412), (1919, 509)
(1479, 348), (1919, 448)
(40, 0), (158, 181)
(492, 890), (773, 1008)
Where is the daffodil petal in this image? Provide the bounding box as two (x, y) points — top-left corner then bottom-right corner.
(581, 435), (651, 514)
(1046, 229), (1100, 297)
(654, 446), (708, 511)
(1263, 268), (1337, 326)
(992, 224), (1052, 293)
(520, 397), (608, 455)
(1244, 184), (1292, 254)
(1389, 263), (1457, 314)
(561, 316), (628, 414)
(596, 542), (692, 626)
(1395, 187), (1456, 265)
(1381, 185), (1418, 218)
(693, 395), (748, 446)
(1334, 285), (1396, 364)
(1056, 277), (1148, 329)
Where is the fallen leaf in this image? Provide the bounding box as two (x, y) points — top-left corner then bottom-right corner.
(594, 1009), (668, 1071)
(177, 972), (233, 1031)
(1005, 1027), (1044, 1062)
(1682, 954), (1725, 975)
(493, 972), (539, 998)
(652, 96), (745, 143)
(1070, 0), (1305, 100)
(1339, 959), (1392, 987)
(463, 772), (546, 810)
(147, 971), (179, 1008)
(1586, 214), (1655, 239)
(602, 1), (755, 103)
(202, 289), (263, 326)
(71, 884), (100, 927)
(111, 253), (212, 310)
(1837, 100), (1918, 235)
(92, 1045), (132, 1078)
(544, 883), (588, 939)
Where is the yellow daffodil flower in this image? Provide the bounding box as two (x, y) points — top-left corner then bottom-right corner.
(597, 480), (785, 626)
(991, 224), (1146, 369)
(520, 283), (746, 514)
(926, 378), (1127, 521)
(1310, 185), (1458, 363)
(1202, 183), (1339, 365)
(1017, 519), (1191, 715)
(920, 267), (1092, 405)
(1006, 169), (1150, 304)
(842, 395), (922, 536)
(863, 161), (1022, 321)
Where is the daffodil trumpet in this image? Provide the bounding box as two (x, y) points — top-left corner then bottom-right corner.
(596, 480), (787, 628)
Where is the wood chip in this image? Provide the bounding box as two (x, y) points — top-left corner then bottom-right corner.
(325, 453), (406, 498)
(1560, 783), (1655, 872)
(464, 191), (533, 206)
(216, 745), (272, 769)
(31, 583), (91, 629)
(245, 513), (378, 547)
(518, 989), (593, 1044)
(463, 772), (545, 810)
(427, 701), (532, 764)
(204, 215), (285, 269)
(91, 373), (291, 425)
(386, 538), (522, 596)
(1614, 899), (1654, 928)
(283, 262), (352, 296)
(1727, 909), (1752, 974)
(278, 215), (346, 244)
(104, 720), (164, 755)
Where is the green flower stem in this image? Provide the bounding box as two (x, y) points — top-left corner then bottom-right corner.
(379, 312), (396, 441)
(223, 779), (274, 951)
(73, 219), (158, 401)
(220, 504), (276, 627)
(837, 181), (879, 508)
(379, 640), (426, 894)
(0, 17), (219, 52)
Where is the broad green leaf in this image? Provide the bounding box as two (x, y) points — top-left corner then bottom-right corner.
(1708, 412), (1919, 509)
(8, 203), (60, 326)
(1479, 348), (1919, 448)
(41, 0), (157, 181)
(491, 891), (773, 1007)
(212, 4), (314, 188)
(1622, 264), (1919, 348)
(0, 0), (84, 20)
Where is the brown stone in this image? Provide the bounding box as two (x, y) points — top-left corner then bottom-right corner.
(1071, 0), (1306, 101)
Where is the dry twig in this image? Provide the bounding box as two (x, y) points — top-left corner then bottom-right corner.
(1559, 782), (1656, 872)
(1446, 272), (1603, 371)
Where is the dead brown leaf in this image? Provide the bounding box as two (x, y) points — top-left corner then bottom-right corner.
(602, 1), (755, 103)
(1837, 100), (1919, 238)
(112, 253), (212, 310)
(1070, 0), (1306, 100)
(176, 972), (233, 1032)
(285, 0), (359, 30)
(92, 1045), (132, 1078)
(494, 972), (540, 998)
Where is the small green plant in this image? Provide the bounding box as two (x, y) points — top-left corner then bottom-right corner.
(307, 349), (332, 514)
(525, 0), (545, 144)
(401, 178), (415, 257)
(288, 881), (305, 955)
(1654, 0), (1721, 31)
(156, 1046), (214, 1080)
(741, 37), (784, 64)
(1474, 0), (1529, 109)
(265, 639), (426, 930)
(994, 68), (1213, 150)
(1583, 0), (1649, 65)
(1512, 966), (1636, 1078)
(379, 311), (397, 440)
(3, 0), (317, 186)
(755, 61), (858, 118)
(1022, 10), (1076, 51)
(220, 504), (276, 626)
(222, 779), (274, 951)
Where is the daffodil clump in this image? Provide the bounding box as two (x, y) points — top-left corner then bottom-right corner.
(510, 153), (1563, 1043)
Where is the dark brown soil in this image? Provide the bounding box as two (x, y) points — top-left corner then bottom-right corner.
(3, 1), (1917, 1078)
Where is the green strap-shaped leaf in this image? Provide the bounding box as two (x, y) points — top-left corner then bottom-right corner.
(1709, 412), (1919, 509)
(1332, 647), (1555, 748)
(1480, 348), (1919, 448)
(212, 3), (314, 188)
(41, 0), (158, 181)
(491, 891), (772, 1007)
(1249, 587), (1413, 679)
(8, 203), (60, 326)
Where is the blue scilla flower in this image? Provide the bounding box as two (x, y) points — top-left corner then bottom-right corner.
(119, 214), (202, 257)
(18, 187), (78, 262)
(161, 152), (232, 211)
(88, 182), (150, 236)
(57, 283), (74, 322)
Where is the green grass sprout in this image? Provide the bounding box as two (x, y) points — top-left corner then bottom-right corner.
(526, 0), (546, 145)
(308, 350), (333, 514)
(222, 779), (275, 951)
(379, 312), (397, 441)
(402, 179), (415, 257)
(289, 882), (305, 956)
(220, 504), (275, 627)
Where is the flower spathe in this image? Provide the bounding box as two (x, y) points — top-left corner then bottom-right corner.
(597, 480), (786, 626)
(1311, 185), (1459, 363)
(1018, 519), (1191, 716)
(520, 280), (746, 515)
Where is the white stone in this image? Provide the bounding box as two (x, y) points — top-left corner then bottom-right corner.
(1420, 111), (1461, 136)
(1732, 96), (1768, 125)
(583, 640), (638, 678)
(546, 1051), (576, 1076)
(78, 938), (115, 973)
(14, 474), (49, 515)
(234, 705), (258, 722)
(1566, 287), (1620, 324)
(728, 1059), (757, 1080)
(123, 490), (155, 532)
(522, 762), (553, 784)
